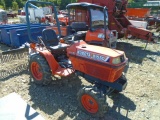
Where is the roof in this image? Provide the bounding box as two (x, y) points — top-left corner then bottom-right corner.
(66, 2), (105, 10)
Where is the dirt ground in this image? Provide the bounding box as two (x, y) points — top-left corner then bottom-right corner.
(0, 39), (160, 120)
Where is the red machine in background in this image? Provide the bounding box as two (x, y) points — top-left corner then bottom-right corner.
(57, 14), (68, 26)
(78, 0), (157, 42)
(126, 8), (160, 29)
(125, 8), (151, 20)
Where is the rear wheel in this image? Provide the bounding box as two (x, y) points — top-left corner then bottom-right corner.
(29, 54), (52, 85)
(77, 86), (108, 117)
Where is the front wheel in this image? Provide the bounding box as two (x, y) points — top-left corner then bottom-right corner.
(77, 86), (108, 117)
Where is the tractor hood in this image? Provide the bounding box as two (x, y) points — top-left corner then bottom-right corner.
(76, 43), (124, 58)
(67, 41), (127, 83)
(67, 41), (127, 66)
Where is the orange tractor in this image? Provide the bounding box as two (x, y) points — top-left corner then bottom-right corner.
(51, 2), (118, 48)
(26, 1), (128, 117)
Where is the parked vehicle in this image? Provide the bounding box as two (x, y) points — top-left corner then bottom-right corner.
(52, 2), (118, 48)
(25, 0), (128, 117)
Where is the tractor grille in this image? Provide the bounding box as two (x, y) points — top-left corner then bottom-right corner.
(113, 68), (124, 82)
(85, 63), (110, 81)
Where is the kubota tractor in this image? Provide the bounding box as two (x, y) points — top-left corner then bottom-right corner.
(26, 1), (128, 117)
(51, 2), (118, 48)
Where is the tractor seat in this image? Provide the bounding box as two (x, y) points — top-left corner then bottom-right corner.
(49, 43), (69, 51)
(42, 28), (59, 46)
(42, 29), (69, 51)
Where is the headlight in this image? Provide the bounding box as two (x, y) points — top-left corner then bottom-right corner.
(112, 57), (121, 64)
(98, 33), (105, 39)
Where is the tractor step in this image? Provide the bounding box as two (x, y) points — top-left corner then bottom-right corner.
(54, 66), (74, 76)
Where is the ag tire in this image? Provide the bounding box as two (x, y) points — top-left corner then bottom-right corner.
(29, 54), (52, 85)
(77, 86), (108, 117)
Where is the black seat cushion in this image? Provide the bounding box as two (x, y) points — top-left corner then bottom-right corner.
(42, 29), (59, 46)
(49, 43), (69, 51)
(49, 43), (69, 57)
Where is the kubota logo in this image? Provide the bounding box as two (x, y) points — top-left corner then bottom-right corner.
(77, 50), (110, 62)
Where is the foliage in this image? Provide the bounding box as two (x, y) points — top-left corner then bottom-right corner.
(128, 0), (147, 3)
(128, 0), (134, 3)
(0, 5), (4, 9)
(1, 0), (149, 10)
(1, 0), (78, 10)
(57, 0), (61, 5)
(12, 1), (19, 10)
(16, 0), (24, 8)
(0, 0), (6, 9)
(5, 0), (11, 9)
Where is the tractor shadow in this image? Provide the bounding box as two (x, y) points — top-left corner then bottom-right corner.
(28, 75), (136, 120)
(28, 74), (90, 120)
(116, 40), (160, 64)
(104, 93), (136, 120)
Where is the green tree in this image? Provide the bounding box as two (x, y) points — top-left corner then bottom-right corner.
(16, 0), (24, 8)
(0, 5), (4, 9)
(57, 0), (61, 5)
(12, 1), (19, 10)
(0, 0), (6, 9)
(5, 0), (12, 9)
(71, 0), (77, 3)
(128, 0), (134, 3)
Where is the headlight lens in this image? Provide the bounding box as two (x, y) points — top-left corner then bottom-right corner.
(112, 57), (121, 64)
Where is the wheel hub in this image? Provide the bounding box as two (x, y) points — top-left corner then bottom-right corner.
(31, 62), (43, 80)
(81, 94), (98, 113)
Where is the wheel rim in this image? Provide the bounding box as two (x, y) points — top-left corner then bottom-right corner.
(31, 62), (43, 80)
(81, 94), (98, 113)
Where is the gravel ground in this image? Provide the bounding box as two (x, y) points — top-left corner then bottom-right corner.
(0, 39), (160, 120)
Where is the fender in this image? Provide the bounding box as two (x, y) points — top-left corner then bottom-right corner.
(38, 49), (59, 74)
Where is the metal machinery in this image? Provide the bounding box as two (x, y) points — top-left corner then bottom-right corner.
(52, 2), (118, 48)
(26, 0), (128, 117)
(78, 0), (158, 42)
